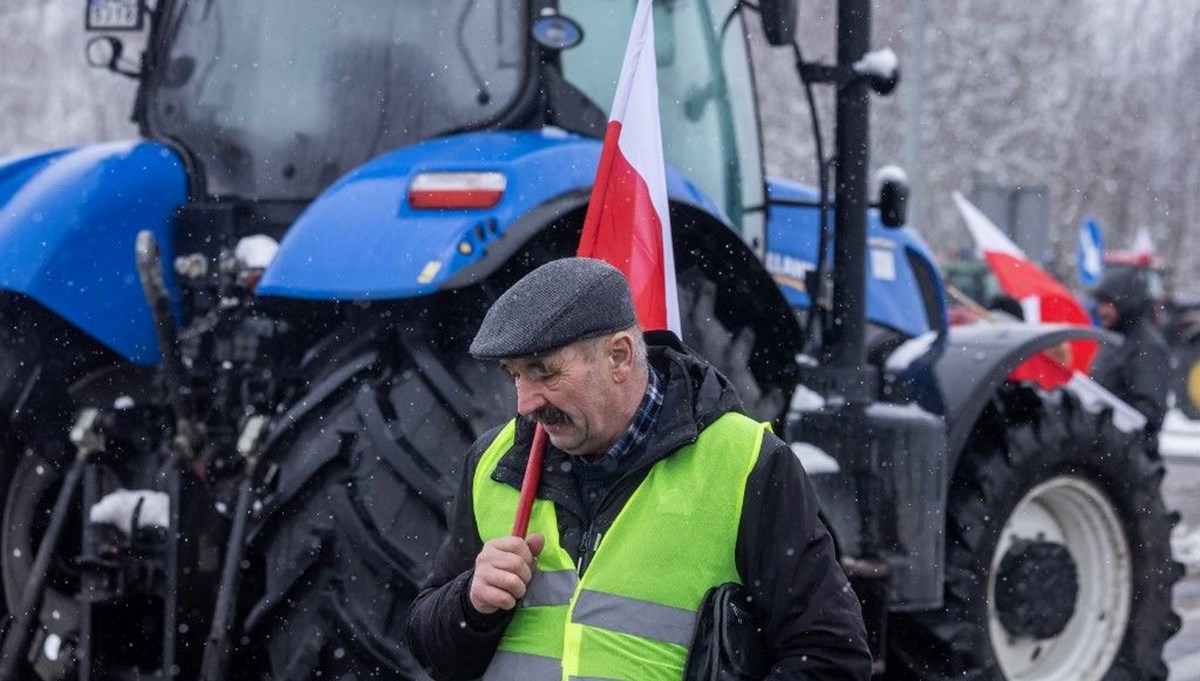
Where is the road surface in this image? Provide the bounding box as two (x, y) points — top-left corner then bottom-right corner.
(1163, 410), (1200, 679)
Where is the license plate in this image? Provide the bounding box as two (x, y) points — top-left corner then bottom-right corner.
(86, 0), (143, 31)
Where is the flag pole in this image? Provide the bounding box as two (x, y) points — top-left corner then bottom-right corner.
(514, 0), (666, 537)
(511, 424), (548, 537)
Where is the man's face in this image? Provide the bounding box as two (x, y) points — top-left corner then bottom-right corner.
(500, 337), (626, 457)
(1097, 299), (1121, 329)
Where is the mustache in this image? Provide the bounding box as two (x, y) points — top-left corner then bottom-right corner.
(531, 407), (570, 427)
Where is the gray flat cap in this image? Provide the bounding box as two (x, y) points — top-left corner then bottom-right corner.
(470, 258), (637, 360)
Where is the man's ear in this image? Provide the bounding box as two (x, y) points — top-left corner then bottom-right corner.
(608, 332), (635, 381)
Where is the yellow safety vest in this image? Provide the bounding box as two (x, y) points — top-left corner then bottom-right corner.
(472, 412), (767, 681)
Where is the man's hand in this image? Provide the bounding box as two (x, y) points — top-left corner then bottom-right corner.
(469, 533), (546, 614)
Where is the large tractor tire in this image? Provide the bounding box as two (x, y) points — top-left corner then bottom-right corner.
(242, 263), (787, 679)
(241, 324), (511, 679)
(887, 385), (1182, 680)
(676, 268), (785, 423)
(0, 342), (75, 681)
(0, 308), (152, 680)
(1172, 339), (1200, 421)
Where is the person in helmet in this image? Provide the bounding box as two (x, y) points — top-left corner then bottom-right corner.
(1090, 266), (1170, 436)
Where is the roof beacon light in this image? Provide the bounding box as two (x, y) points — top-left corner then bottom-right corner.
(409, 172), (507, 209)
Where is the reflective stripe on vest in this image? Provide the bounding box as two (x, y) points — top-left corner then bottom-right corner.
(474, 413), (767, 680)
(571, 589), (696, 647)
(483, 650), (562, 681)
(524, 569), (579, 608)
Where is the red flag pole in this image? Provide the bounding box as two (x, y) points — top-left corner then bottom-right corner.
(511, 424), (549, 538)
(514, 0), (664, 537)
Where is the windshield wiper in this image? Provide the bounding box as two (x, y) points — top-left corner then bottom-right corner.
(456, 0), (492, 106)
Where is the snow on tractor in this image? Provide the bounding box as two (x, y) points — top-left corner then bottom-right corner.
(0, 0), (1179, 678)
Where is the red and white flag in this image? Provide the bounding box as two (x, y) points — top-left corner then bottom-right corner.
(515, 1), (678, 538)
(577, 0), (681, 335)
(1129, 226), (1156, 266)
(953, 191), (1096, 383)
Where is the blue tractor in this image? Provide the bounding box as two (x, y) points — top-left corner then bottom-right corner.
(0, 0), (1179, 678)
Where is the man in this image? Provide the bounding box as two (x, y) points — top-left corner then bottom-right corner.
(1090, 266), (1170, 436)
(406, 257), (870, 679)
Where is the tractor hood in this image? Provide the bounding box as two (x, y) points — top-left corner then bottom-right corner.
(765, 177), (948, 339)
(256, 129), (718, 300)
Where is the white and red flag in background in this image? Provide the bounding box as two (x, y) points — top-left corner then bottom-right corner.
(577, 0), (681, 336)
(1129, 225), (1156, 266)
(952, 191), (1097, 386)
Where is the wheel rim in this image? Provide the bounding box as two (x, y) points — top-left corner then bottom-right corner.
(987, 475), (1131, 680)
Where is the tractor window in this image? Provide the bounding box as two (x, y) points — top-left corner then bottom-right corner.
(560, 0), (762, 232)
(714, 0), (767, 244)
(145, 1), (528, 200)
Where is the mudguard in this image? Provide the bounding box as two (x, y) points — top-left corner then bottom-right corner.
(764, 178), (948, 339)
(935, 323), (1117, 460)
(256, 129), (719, 300)
(0, 141), (188, 365)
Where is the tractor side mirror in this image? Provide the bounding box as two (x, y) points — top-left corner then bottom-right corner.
(875, 165), (909, 228)
(759, 0), (798, 47)
(85, 36), (140, 78)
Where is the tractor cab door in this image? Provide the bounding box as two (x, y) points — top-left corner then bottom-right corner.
(559, 0), (767, 254)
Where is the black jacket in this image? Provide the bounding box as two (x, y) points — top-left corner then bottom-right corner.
(1091, 319), (1170, 435)
(405, 334), (871, 679)
(1090, 268), (1170, 435)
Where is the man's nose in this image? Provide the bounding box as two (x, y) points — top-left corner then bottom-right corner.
(514, 377), (547, 417)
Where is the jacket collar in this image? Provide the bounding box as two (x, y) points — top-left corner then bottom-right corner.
(490, 332), (744, 510)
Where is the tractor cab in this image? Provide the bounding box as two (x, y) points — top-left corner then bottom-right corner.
(92, 0), (766, 245)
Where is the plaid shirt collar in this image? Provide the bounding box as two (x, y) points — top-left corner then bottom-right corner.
(582, 364), (664, 472)
(612, 364), (664, 459)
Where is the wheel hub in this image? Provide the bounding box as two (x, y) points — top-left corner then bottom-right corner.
(995, 538), (1079, 639)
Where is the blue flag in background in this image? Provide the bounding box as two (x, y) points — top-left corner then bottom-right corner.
(1077, 218), (1104, 288)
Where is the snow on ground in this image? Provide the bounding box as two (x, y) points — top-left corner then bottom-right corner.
(1174, 523), (1200, 577)
(1163, 409), (1200, 459)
